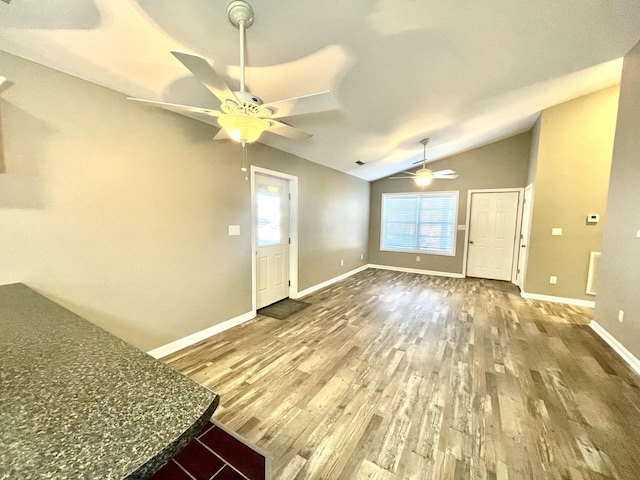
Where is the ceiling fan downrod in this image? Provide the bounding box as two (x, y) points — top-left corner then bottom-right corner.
(420, 137), (430, 168)
(227, 1), (255, 94)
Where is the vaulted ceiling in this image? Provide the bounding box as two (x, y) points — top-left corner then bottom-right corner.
(1, 1), (639, 180)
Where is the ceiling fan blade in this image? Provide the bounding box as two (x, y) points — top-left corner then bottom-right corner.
(171, 51), (240, 106)
(433, 174), (459, 179)
(262, 91), (338, 119)
(180, 112), (222, 128)
(128, 97), (222, 116)
(389, 176), (414, 180)
(432, 169), (455, 175)
(266, 120), (313, 141)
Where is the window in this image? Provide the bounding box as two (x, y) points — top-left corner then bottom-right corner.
(381, 191), (458, 256)
(257, 184), (282, 247)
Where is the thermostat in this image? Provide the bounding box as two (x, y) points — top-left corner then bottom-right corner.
(587, 214), (600, 224)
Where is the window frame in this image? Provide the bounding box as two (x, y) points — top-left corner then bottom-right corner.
(380, 191), (459, 257)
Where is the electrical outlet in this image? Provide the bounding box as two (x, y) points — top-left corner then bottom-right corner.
(618, 310), (624, 323)
(340, 259), (344, 266)
(360, 254), (364, 260)
(416, 256), (421, 262)
(549, 276), (557, 284)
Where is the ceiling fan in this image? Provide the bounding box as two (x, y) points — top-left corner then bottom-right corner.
(127, 1), (338, 145)
(390, 138), (458, 186)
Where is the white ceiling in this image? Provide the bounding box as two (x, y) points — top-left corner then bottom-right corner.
(1, 1), (639, 181)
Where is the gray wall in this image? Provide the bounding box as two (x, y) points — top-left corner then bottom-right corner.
(524, 86), (619, 300)
(0, 51), (369, 351)
(594, 39), (640, 359)
(369, 133), (531, 274)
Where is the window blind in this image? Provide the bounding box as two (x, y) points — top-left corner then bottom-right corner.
(381, 192), (458, 255)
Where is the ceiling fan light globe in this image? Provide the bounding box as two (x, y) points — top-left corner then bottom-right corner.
(218, 114), (269, 143)
(414, 168), (434, 186)
(414, 176), (432, 187)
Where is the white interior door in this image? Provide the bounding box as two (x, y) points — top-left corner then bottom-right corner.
(256, 174), (289, 309)
(467, 191), (520, 281)
(517, 185), (533, 289)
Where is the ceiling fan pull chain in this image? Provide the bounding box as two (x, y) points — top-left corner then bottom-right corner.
(241, 141), (249, 180)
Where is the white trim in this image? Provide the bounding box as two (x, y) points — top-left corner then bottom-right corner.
(590, 320), (640, 377)
(520, 290), (595, 308)
(251, 166), (299, 311)
(292, 265), (369, 299)
(463, 188), (524, 282)
(368, 264), (464, 278)
(517, 184), (534, 289)
(147, 310), (256, 359)
(585, 251), (600, 296)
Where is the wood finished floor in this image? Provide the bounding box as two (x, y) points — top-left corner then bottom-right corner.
(163, 269), (640, 479)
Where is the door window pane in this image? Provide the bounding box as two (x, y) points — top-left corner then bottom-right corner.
(257, 185), (282, 246)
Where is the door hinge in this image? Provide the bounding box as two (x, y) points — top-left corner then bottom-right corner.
(289, 237), (291, 245)
(288, 280), (291, 286)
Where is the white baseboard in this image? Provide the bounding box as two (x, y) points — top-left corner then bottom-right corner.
(590, 320), (640, 377)
(368, 264), (465, 278)
(520, 290), (595, 308)
(293, 265), (369, 299)
(147, 310), (256, 359)
(150, 269), (581, 359)
(149, 265), (370, 358)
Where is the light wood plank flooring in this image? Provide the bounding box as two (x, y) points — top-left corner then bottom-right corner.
(163, 269), (640, 479)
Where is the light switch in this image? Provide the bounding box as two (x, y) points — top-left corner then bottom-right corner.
(552, 228), (563, 236)
(637, 229), (640, 238)
(228, 225), (240, 236)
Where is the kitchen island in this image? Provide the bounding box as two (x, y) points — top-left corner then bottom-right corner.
(0, 283), (219, 479)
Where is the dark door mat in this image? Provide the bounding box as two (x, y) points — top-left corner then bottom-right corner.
(258, 298), (310, 320)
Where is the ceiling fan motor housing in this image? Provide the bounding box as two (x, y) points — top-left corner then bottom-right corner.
(221, 91), (276, 119)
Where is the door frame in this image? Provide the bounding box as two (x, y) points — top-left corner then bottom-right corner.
(251, 166), (299, 313)
(517, 184), (534, 289)
(462, 188), (524, 283)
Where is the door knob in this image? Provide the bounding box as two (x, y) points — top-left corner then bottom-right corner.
(469, 240), (474, 244)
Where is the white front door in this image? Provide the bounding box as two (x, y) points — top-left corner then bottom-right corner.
(467, 191), (520, 281)
(256, 174), (290, 309)
(517, 185), (533, 289)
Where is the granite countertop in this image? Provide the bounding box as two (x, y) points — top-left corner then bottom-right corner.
(0, 283), (219, 479)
